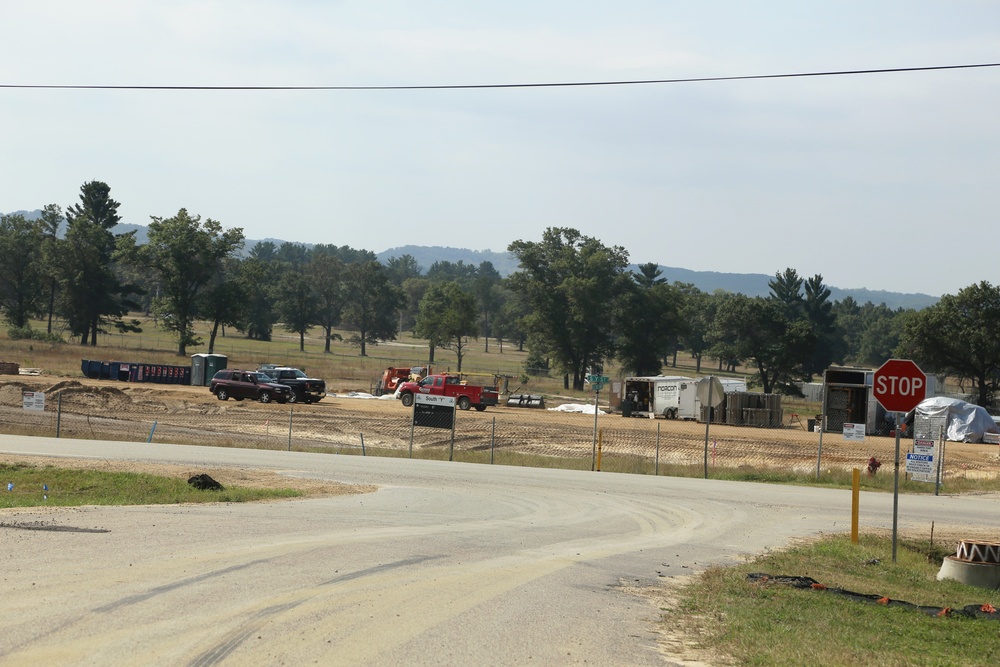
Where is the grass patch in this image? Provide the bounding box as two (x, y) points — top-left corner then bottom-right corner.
(0, 462), (302, 507)
(668, 533), (1000, 666)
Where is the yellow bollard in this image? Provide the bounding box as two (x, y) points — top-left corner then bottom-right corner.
(596, 429), (603, 471)
(852, 468), (860, 544)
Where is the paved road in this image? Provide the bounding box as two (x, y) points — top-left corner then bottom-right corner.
(3, 435), (999, 666)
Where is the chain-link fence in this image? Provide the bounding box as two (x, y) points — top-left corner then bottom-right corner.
(2, 382), (997, 482)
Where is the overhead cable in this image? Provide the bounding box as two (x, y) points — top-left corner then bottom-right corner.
(2, 62), (998, 91)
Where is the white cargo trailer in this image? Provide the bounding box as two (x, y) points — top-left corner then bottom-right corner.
(623, 376), (747, 419)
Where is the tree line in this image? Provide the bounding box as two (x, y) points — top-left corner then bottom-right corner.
(2, 182), (998, 405)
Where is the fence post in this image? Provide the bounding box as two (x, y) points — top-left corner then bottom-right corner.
(491, 417), (496, 465)
(655, 422), (660, 476)
(449, 414), (456, 462)
(596, 429), (603, 471)
(936, 424), (946, 496)
(147, 421), (157, 443)
(56, 392), (62, 438)
(287, 407), (293, 451)
(360, 432), (366, 456)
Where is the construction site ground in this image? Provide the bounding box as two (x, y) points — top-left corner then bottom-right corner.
(2, 374), (1000, 487)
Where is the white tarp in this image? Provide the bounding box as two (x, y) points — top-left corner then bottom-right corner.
(909, 396), (999, 443)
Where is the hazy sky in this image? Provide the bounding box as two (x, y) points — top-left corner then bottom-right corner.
(3, 1), (998, 296)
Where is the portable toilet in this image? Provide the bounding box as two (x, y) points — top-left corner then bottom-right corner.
(205, 354), (227, 383)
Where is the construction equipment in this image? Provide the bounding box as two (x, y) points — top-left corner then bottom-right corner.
(374, 366), (430, 397)
(506, 394), (545, 409)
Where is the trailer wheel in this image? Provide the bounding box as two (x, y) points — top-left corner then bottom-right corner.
(400, 392), (414, 407)
(474, 405), (487, 412)
(457, 396), (472, 411)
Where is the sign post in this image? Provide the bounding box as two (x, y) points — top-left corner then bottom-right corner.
(697, 377), (724, 478)
(872, 359), (927, 562)
(411, 394), (457, 460)
(587, 375), (609, 471)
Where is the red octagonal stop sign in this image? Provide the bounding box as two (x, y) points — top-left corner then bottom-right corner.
(873, 359), (926, 413)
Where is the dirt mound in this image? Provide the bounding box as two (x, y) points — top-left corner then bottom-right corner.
(0, 381), (29, 406)
(46, 380), (85, 393)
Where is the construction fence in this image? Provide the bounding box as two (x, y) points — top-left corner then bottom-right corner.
(3, 383), (994, 483)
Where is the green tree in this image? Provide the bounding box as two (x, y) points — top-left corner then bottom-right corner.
(385, 254), (423, 286)
(508, 228), (630, 390)
(59, 181), (141, 345)
(857, 304), (905, 367)
(769, 268), (804, 320)
(399, 276), (430, 334)
(677, 285), (716, 374)
(616, 264), (680, 376)
(900, 281), (1000, 406)
(415, 281), (479, 371)
(473, 261), (503, 352)
(308, 253), (346, 353)
(426, 260), (478, 286)
(801, 274), (845, 378)
(237, 244), (280, 341)
(715, 294), (816, 394)
(494, 283), (531, 354)
(312, 243), (376, 264)
(276, 270), (319, 352)
(199, 256), (246, 354)
(275, 242), (310, 269)
(143, 209), (244, 356)
(341, 260), (404, 356)
(0, 213), (45, 328)
(38, 204), (63, 334)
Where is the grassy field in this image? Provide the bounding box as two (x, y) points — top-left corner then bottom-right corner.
(0, 461), (301, 508)
(670, 531), (1000, 666)
(2, 313), (758, 400)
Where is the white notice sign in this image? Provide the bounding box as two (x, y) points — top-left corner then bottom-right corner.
(906, 453), (934, 475)
(842, 423), (865, 441)
(22, 391), (45, 411)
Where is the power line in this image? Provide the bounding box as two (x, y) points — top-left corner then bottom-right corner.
(1, 62), (998, 91)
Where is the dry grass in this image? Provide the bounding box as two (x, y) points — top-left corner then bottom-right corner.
(3, 314), (743, 402)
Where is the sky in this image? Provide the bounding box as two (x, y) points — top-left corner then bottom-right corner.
(2, 1), (999, 297)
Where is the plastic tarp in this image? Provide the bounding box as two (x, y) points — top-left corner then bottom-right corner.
(909, 396), (999, 443)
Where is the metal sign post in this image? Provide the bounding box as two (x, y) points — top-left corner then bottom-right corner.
(872, 359), (926, 562)
(411, 394), (457, 460)
(587, 374), (608, 471)
(697, 377), (724, 479)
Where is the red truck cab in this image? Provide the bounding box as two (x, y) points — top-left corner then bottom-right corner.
(396, 373), (499, 411)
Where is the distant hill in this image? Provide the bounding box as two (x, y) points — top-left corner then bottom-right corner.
(5, 210), (938, 309)
(377, 246), (939, 310)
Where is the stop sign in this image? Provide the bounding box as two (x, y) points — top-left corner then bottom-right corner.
(873, 359), (926, 413)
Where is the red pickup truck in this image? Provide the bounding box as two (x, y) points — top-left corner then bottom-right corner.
(396, 374), (500, 411)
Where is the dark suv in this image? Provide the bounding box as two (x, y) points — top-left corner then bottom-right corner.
(209, 369), (292, 404)
(258, 366), (327, 403)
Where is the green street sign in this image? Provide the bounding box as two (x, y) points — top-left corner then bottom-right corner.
(587, 374), (610, 384)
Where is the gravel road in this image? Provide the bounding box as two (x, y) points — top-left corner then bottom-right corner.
(3, 435), (1000, 666)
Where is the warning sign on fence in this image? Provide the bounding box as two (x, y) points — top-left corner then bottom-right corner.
(22, 391), (45, 412)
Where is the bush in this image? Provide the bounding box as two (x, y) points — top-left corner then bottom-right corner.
(7, 326), (63, 343)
